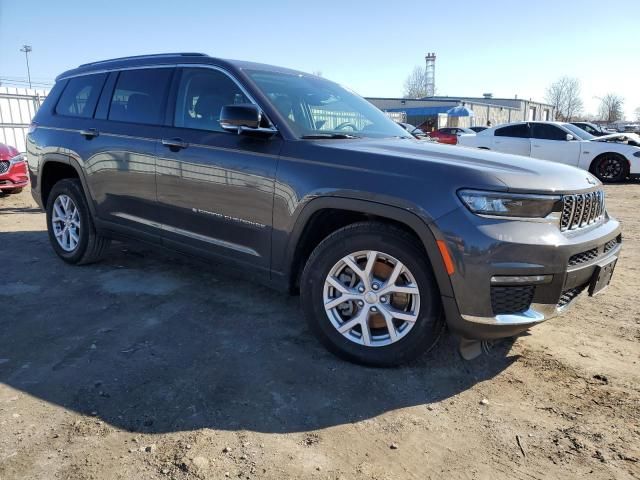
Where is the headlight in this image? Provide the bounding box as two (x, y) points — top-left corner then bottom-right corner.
(458, 189), (562, 218)
(9, 154), (25, 166)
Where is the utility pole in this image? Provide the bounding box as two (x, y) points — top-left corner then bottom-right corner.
(20, 45), (33, 89)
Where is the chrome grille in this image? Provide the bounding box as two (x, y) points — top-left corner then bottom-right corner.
(560, 191), (605, 232)
(0, 161), (9, 174)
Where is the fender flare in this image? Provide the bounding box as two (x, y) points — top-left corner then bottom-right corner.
(39, 154), (97, 217)
(284, 196), (454, 297)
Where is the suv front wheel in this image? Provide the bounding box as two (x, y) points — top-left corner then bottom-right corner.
(46, 178), (110, 264)
(301, 222), (443, 367)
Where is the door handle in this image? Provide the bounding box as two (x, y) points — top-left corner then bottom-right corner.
(162, 138), (189, 150)
(532, 144), (541, 148)
(79, 128), (99, 139)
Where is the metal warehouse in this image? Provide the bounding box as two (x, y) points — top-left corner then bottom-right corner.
(367, 95), (556, 131)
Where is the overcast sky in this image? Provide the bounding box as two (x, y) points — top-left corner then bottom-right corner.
(1, 0), (638, 119)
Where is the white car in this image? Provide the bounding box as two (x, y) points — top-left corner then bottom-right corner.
(458, 121), (640, 182)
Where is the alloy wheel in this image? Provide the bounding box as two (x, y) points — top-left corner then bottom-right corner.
(597, 157), (623, 181)
(323, 250), (420, 347)
(52, 194), (81, 252)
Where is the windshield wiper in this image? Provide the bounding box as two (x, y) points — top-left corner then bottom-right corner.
(301, 133), (360, 139)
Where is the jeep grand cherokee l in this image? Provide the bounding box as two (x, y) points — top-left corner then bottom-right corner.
(27, 53), (622, 366)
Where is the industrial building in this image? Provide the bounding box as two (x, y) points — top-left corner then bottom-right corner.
(367, 95), (556, 131)
(367, 52), (556, 131)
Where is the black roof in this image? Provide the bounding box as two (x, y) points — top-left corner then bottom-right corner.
(56, 52), (309, 81)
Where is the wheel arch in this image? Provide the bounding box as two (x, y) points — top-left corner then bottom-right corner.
(40, 155), (95, 216)
(283, 197), (454, 298)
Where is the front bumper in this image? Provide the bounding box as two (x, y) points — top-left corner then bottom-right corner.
(434, 206), (622, 340)
(0, 161), (30, 191)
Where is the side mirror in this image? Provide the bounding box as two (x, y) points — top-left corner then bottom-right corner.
(566, 133), (575, 141)
(220, 104), (277, 138)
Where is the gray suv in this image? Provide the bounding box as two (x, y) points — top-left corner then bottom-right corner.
(27, 53), (622, 366)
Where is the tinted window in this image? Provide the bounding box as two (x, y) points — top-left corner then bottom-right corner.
(108, 69), (172, 125)
(174, 68), (250, 132)
(531, 123), (567, 141)
(55, 74), (106, 118)
(495, 124), (529, 138)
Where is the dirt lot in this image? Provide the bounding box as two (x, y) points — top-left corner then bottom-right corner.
(0, 185), (638, 480)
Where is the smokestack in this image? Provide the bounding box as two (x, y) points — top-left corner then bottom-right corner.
(425, 52), (436, 97)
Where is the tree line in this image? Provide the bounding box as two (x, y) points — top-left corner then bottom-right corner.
(544, 76), (627, 123)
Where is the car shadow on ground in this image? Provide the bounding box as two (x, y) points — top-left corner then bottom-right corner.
(0, 205), (44, 214)
(0, 230), (518, 434)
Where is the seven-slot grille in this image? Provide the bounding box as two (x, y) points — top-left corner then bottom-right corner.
(560, 191), (605, 232)
(0, 161), (9, 174)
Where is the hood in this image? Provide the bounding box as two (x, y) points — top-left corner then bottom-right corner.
(317, 138), (600, 193)
(0, 143), (19, 161)
(591, 132), (640, 143)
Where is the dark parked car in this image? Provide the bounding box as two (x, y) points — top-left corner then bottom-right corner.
(571, 122), (610, 137)
(469, 126), (488, 133)
(27, 53), (622, 366)
(0, 142), (29, 194)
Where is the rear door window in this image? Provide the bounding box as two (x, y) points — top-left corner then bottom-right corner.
(495, 124), (530, 138)
(55, 74), (106, 118)
(531, 123), (567, 140)
(108, 68), (173, 125)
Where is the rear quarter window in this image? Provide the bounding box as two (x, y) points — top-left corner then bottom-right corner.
(55, 74), (107, 118)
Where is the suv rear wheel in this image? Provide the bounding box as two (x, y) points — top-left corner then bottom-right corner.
(301, 222), (443, 367)
(46, 179), (110, 264)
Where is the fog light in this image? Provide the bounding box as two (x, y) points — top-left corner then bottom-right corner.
(491, 275), (552, 285)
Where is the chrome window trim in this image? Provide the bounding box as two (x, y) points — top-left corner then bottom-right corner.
(57, 64), (177, 81)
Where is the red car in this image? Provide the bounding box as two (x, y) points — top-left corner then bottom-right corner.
(0, 143), (29, 194)
(427, 127), (475, 145)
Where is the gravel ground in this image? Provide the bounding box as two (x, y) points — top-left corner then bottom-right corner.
(0, 185), (638, 480)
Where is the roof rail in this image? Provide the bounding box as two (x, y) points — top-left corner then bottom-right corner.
(78, 52), (208, 68)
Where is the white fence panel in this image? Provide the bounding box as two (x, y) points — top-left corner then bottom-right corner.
(0, 86), (49, 152)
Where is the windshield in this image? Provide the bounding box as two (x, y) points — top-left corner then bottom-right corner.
(562, 123), (595, 140)
(247, 70), (412, 139)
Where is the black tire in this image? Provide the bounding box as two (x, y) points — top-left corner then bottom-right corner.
(46, 178), (110, 265)
(300, 222), (444, 367)
(591, 154), (628, 183)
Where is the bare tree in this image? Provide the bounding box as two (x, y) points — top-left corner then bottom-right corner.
(403, 66), (428, 99)
(598, 94), (624, 122)
(311, 70), (323, 77)
(545, 77), (583, 121)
